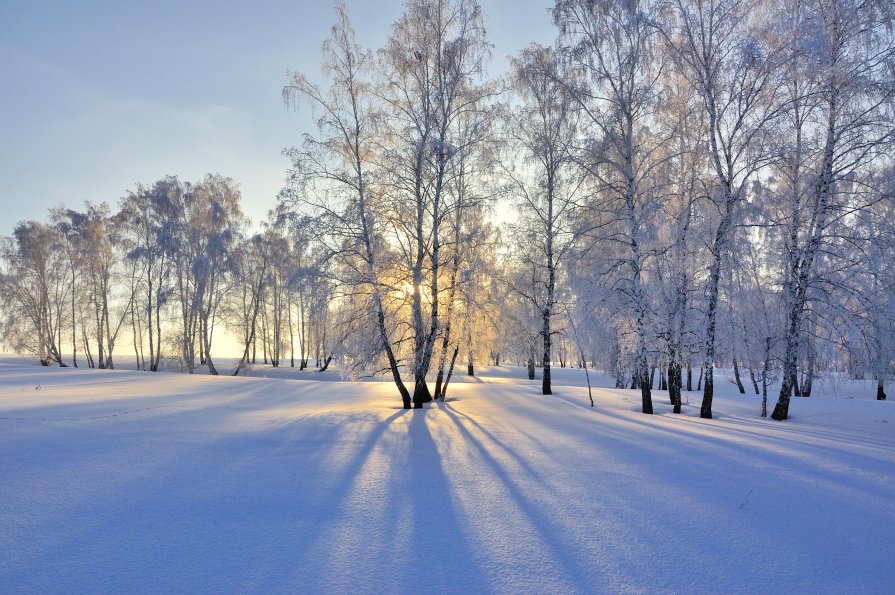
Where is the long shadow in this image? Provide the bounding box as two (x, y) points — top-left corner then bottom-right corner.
(0, 379), (412, 593)
(394, 409), (489, 592)
(440, 401), (544, 484)
(439, 402), (597, 592)
(449, 382), (895, 592)
(537, 382), (895, 475)
(549, 395), (891, 498)
(4, 368), (894, 593)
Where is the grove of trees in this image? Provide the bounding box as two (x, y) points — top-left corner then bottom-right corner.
(2, 0), (893, 419)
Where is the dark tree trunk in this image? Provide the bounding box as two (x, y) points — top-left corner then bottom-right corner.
(641, 370), (653, 414)
(686, 363), (692, 391)
(668, 361), (682, 414)
(773, 306), (802, 420)
(615, 373), (625, 389)
(749, 367), (759, 395)
(772, 373), (793, 420)
(700, 367), (714, 419)
(318, 353), (333, 372)
(733, 358), (745, 394)
(697, 365), (703, 391)
(433, 368), (446, 402)
(412, 378), (432, 409)
(439, 345), (461, 401)
(660, 368), (668, 391)
(527, 358), (535, 380)
(802, 336), (815, 397)
(800, 347), (814, 397)
(542, 308), (552, 395)
(432, 321), (453, 401)
(877, 380), (887, 401)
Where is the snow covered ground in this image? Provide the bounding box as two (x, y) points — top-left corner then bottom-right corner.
(1, 360), (893, 594)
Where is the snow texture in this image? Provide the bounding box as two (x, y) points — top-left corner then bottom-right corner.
(1, 361), (893, 593)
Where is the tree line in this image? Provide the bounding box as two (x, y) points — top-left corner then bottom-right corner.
(2, 0), (893, 420)
(0, 174), (333, 376)
(280, 0), (895, 416)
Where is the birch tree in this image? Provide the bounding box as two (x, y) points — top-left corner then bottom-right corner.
(555, 0), (670, 413)
(0, 221), (69, 366)
(378, 0), (491, 406)
(283, 1), (412, 407)
(77, 203), (128, 369)
(769, 0), (895, 419)
(119, 180), (177, 372)
(506, 43), (579, 396)
(189, 174), (245, 375)
(662, 0), (784, 418)
(231, 233), (270, 376)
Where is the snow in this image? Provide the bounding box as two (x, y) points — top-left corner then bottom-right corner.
(1, 361), (893, 593)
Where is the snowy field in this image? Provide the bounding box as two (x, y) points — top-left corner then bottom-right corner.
(1, 360), (893, 594)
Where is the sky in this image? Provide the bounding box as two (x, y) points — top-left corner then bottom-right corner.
(0, 0), (555, 235)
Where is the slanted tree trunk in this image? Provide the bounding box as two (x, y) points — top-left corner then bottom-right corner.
(772, 48), (841, 421)
(441, 345), (461, 401)
(432, 331), (453, 401)
(433, 205), (464, 401)
(733, 357), (745, 394)
(700, 231), (727, 419)
(233, 253), (267, 377)
(83, 328), (94, 368)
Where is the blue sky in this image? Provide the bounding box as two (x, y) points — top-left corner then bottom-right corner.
(0, 0), (554, 233)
